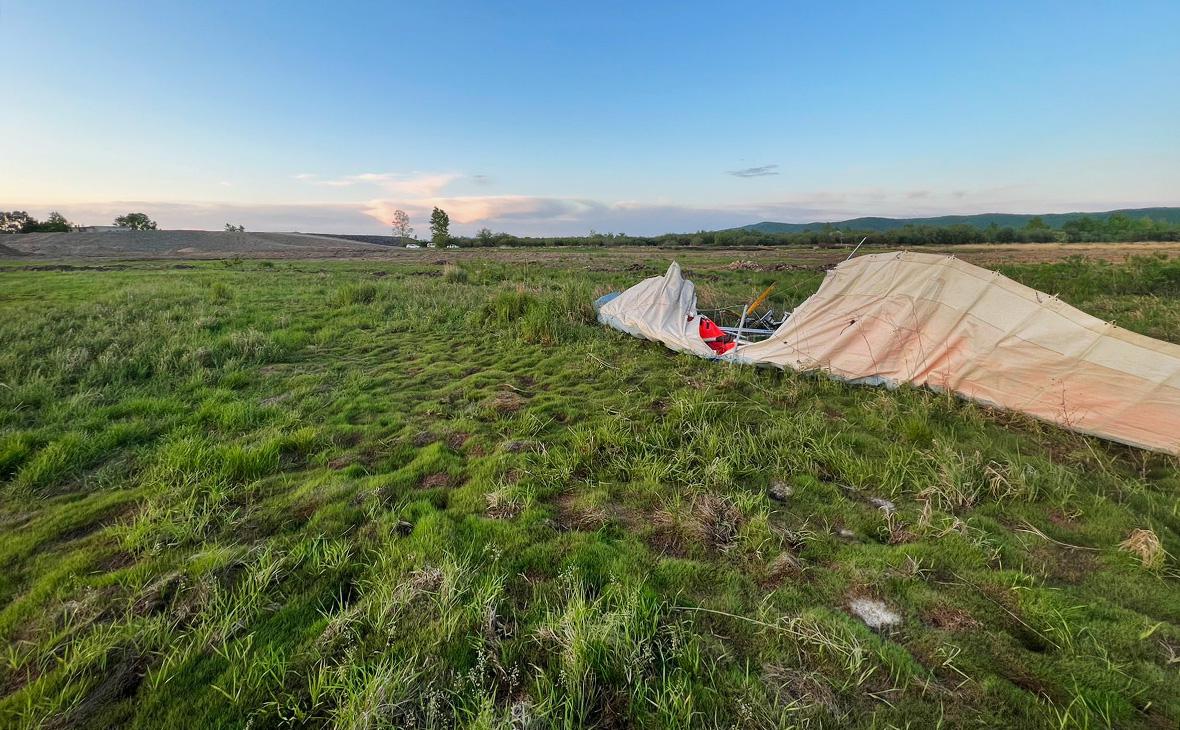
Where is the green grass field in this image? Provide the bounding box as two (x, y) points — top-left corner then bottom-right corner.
(1, 252), (1178, 728)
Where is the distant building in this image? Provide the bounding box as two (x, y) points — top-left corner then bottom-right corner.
(446, 244), (459, 249)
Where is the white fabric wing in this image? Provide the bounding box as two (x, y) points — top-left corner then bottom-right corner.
(597, 262), (718, 358)
(598, 254), (1180, 454)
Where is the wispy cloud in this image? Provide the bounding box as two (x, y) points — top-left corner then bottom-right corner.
(295, 171), (462, 196)
(728, 164), (780, 178)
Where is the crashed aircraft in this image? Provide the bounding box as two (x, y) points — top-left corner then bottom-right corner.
(596, 252), (1180, 455)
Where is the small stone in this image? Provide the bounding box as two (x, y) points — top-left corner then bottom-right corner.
(768, 481), (794, 503)
(849, 597), (902, 630)
(395, 520), (413, 536)
(836, 528), (858, 541)
(869, 497), (896, 515)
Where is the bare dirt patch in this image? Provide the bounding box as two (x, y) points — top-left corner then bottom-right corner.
(419, 473), (453, 490)
(923, 604), (982, 631)
(488, 389), (527, 415)
(553, 493), (609, 531)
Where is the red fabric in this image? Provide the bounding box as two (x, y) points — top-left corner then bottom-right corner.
(698, 317), (735, 355)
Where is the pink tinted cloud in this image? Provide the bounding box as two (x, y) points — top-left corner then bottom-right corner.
(364, 195), (600, 226)
(296, 171), (461, 197)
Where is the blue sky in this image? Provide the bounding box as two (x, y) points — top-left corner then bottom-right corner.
(3, 1), (1178, 234)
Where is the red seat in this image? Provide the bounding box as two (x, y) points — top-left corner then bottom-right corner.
(698, 317), (735, 355)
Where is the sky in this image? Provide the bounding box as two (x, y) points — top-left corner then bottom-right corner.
(2, 1), (1179, 236)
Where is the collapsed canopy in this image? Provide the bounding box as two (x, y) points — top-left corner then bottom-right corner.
(597, 253), (1180, 455)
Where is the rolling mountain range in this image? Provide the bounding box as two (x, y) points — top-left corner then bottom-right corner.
(738, 207), (1180, 233)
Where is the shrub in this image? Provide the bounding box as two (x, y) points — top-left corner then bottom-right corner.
(210, 281), (232, 300)
(478, 284), (594, 345)
(481, 285), (533, 325)
(335, 283), (377, 306)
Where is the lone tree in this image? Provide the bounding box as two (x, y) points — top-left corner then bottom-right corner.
(114, 212), (157, 230)
(429, 207), (450, 247)
(42, 212), (72, 232)
(391, 209), (414, 241)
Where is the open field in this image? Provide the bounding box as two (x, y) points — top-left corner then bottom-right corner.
(1, 250), (1179, 728)
(0, 231), (392, 259)
(6, 230), (1180, 266)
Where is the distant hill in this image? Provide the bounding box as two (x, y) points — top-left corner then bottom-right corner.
(737, 207), (1180, 233)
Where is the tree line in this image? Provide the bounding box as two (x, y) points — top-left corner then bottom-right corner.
(0, 211), (161, 233)
(5, 206), (1176, 246)
(428, 212), (1180, 248)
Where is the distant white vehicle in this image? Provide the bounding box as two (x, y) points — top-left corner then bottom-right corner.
(425, 242), (437, 249)
(446, 244), (459, 249)
(405, 243), (421, 249)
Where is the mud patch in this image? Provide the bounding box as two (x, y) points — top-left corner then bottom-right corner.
(923, 604), (981, 631)
(419, 473), (453, 490)
(502, 439), (543, 453)
(488, 389), (527, 415)
(1032, 546), (1099, 584)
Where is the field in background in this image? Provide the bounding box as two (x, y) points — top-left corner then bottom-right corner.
(6, 229), (1180, 265)
(1, 250), (1179, 728)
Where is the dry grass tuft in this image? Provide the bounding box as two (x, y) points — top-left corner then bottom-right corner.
(691, 494), (746, 551)
(1119, 528), (1167, 570)
(648, 494), (747, 555)
(485, 487), (523, 520)
(761, 664), (840, 717)
(489, 389), (526, 414)
(760, 551), (803, 586)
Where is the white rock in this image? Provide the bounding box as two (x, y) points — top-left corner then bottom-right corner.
(769, 481), (794, 503)
(849, 597), (901, 630)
